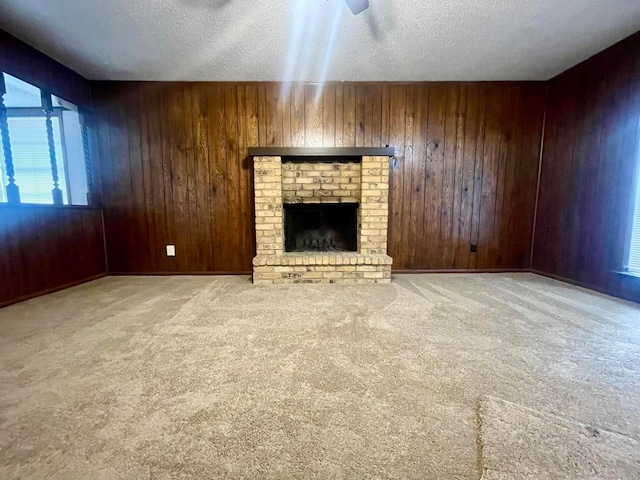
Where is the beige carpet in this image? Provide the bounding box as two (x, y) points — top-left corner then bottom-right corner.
(0, 273), (639, 479)
(478, 396), (640, 479)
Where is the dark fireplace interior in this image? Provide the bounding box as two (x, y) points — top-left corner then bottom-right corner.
(284, 204), (358, 252)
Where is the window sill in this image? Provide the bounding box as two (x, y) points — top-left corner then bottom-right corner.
(613, 270), (640, 280)
(0, 203), (98, 211)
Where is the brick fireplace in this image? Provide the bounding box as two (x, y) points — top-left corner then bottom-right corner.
(250, 148), (394, 284)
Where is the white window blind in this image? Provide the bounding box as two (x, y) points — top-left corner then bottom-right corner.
(627, 164), (640, 272)
(6, 116), (67, 204)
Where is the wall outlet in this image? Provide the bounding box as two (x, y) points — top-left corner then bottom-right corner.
(166, 245), (176, 257)
(470, 244), (477, 253)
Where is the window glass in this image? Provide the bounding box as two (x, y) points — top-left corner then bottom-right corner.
(3, 72), (41, 108)
(627, 162), (640, 272)
(7, 116), (67, 204)
(1, 72), (88, 205)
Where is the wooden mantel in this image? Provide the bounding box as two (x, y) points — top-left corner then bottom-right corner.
(248, 147), (396, 157)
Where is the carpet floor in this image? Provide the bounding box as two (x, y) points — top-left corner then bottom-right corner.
(478, 395), (640, 479)
(0, 273), (639, 479)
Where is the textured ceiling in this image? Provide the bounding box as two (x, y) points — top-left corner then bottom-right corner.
(1, 0), (640, 81)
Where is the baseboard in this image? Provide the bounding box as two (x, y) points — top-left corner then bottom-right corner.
(115, 269), (527, 276)
(530, 269), (639, 303)
(392, 268), (529, 274)
(0, 273), (108, 309)
(108, 271), (252, 276)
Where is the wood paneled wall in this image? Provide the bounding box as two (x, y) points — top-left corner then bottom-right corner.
(533, 32), (640, 302)
(0, 29), (92, 109)
(0, 206), (106, 307)
(92, 81), (546, 273)
(0, 29), (106, 307)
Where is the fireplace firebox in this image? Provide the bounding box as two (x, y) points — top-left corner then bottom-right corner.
(284, 204), (358, 252)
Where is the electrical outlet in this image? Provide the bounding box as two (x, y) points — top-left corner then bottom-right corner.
(470, 244), (477, 253)
(166, 245), (176, 257)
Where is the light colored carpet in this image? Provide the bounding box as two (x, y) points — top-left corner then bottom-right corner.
(0, 273), (639, 479)
(478, 396), (640, 479)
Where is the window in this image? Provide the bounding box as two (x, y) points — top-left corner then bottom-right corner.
(0, 72), (89, 205)
(626, 156), (640, 275)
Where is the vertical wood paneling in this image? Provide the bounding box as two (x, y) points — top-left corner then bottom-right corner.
(533, 31), (640, 302)
(290, 84), (305, 147)
(304, 85), (323, 148)
(127, 88), (149, 271)
(477, 85), (503, 269)
(322, 85), (336, 147)
(184, 85), (201, 270)
(423, 85), (445, 268)
(0, 206), (106, 307)
(520, 88), (547, 267)
(343, 85), (356, 148)
(93, 81), (545, 273)
(225, 85), (242, 272)
(0, 30), (107, 307)
(334, 85), (344, 147)
(236, 85), (252, 269)
(138, 86), (157, 271)
(455, 86), (481, 268)
(451, 85), (469, 268)
(441, 85), (459, 266)
(408, 85), (425, 268)
(159, 85), (178, 271)
(399, 86), (415, 269)
(355, 86), (366, 147)
(471, 86), (489, 269)
(192, 83), (213, 271)
(211, 85), (231, 271)
(387, 85), (407, 267)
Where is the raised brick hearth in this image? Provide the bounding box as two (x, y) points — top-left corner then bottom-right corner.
(252, 153), (393, 284)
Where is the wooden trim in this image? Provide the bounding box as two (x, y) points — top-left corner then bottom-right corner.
(4, 270), (635, 310)
(248, 147), (395, 157)
(100, 210), (109, 273)
(0, 273), (107, 309)
(392, 268), (529, 274)
(0, 203), (102, 211)
(531, 270), (640, 304)
(108, 271), (252, 276)
(93, 80), (548, 88)
(530, 84), (549, 269)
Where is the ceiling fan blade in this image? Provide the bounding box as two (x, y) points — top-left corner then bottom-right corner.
(345, 0), (369, 15)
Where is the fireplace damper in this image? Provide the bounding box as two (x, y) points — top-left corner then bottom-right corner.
(284, 203), (358, 252)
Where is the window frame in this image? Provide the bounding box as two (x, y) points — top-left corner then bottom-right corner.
(622, 118), (640, 276)
(1, 70), (91, 208)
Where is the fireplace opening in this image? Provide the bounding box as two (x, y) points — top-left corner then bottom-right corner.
(284, 204), (358, 252)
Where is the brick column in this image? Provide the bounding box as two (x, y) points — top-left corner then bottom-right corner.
(359, 156), (390, 255)
(254, 156), (284, 256)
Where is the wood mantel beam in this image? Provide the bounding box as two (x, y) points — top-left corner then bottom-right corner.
(248, 147), (396, 158)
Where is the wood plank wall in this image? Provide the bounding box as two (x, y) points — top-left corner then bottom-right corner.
(0, 29), (106, 307)
(533, 31), (640, 302)
(92, 81), (547, 273)
(0, 206), (106, 307)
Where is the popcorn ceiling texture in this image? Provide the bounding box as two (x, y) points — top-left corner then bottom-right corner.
(1, 0), (640, 81)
